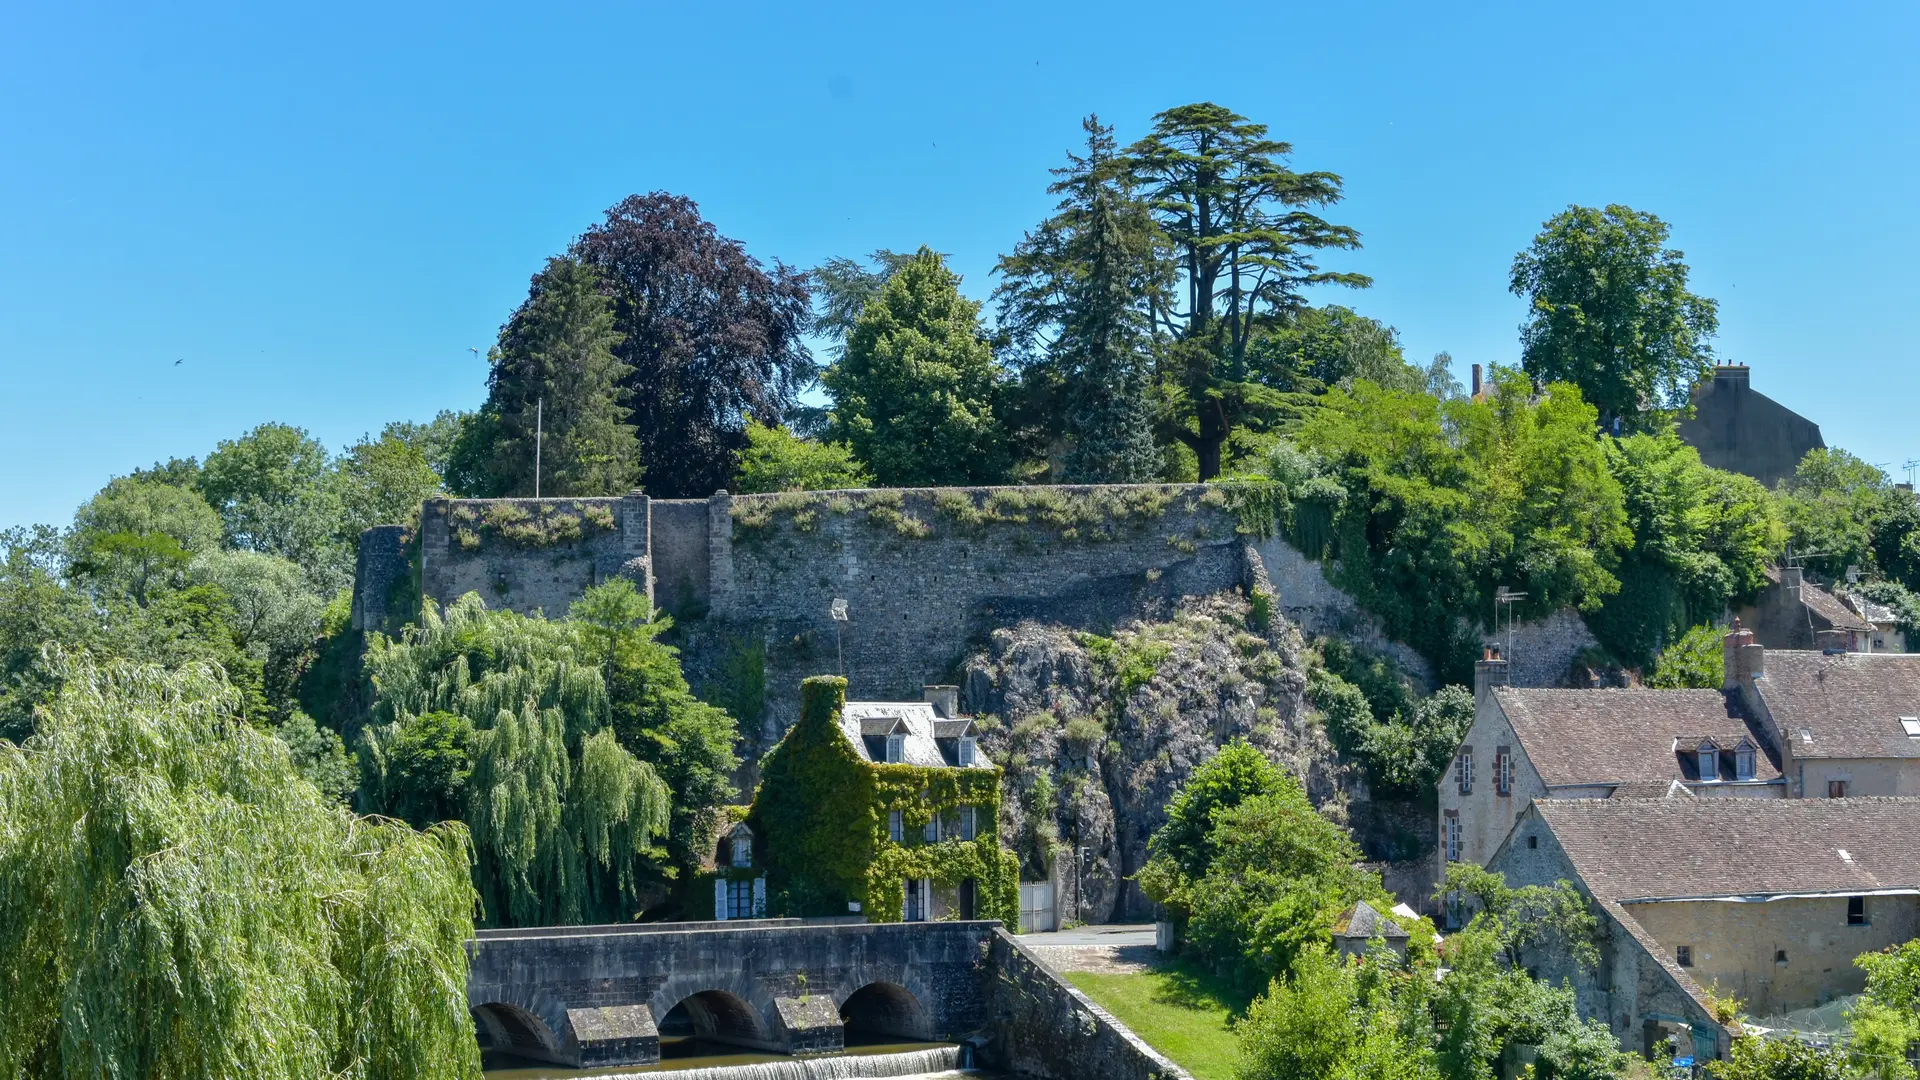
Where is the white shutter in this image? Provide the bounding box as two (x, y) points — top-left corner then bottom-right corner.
(714, 878), (730, 921)
(752, 876), (767, 918)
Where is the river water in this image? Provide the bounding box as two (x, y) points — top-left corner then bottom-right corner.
(483, 1042), (1003, 1080)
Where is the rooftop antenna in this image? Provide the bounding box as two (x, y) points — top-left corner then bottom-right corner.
(1494, 586), (1527, 668)
(533, 396), (544, 499)
(1903, 460), (1919, 489)
(830, 598), (849, 676)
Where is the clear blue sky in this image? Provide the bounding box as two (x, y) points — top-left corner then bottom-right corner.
(3, 0), (1915, 530)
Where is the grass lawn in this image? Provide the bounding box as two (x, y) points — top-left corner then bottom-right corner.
(1065, 961), (1249, 1080)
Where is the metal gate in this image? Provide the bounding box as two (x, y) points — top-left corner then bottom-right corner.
(1018, 882), (1055, 933)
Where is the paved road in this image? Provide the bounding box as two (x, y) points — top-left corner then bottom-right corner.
(1017, 924), (1160, 973)
(1018, 924), (1157, 948)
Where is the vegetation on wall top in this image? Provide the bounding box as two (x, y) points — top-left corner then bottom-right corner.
(445, 498), (618, 551)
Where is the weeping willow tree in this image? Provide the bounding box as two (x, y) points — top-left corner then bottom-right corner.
(360, 593), (670, 927)
(0, 654), (480, 1080)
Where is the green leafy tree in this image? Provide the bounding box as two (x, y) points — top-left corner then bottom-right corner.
(1139, 740), (1287, 890)
(360, 594), (670, 926)
(276, 709), (357, 802)
(824, 248), (1010, 485)
(1298, 370), (1630, 682)
(196, 423), (344, 581)
(363, 709), (473, 828)
(0, 655), (481, 1079)
(190, 549), (326, 714)
(733, 418), (872, 493)
(1778, 448), (1898, 582)
(1127, 102), (1369, 479)
(568, 579), (740, 872)
(0, 527), (97, 742)
(1248, 305), (1422, 397)
(1648, 623), (1728, 688)
(1588, 433), (1783, 667)
(1510, 204), (1720, 432)
(997, 116), (1169, 483)
(460, 256), (640, 498)
(1235, 947), (1442, 1080)
(67, 478), (223, 604)
(333, 428), (447, 537)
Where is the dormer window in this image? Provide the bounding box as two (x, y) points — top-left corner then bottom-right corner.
(958, 736), (977, 766)
(729, 824), (753, 868)
(1734, 740), (1756, 781)
(1697, 741), (1720, 782)
(885, 733), (905, 764)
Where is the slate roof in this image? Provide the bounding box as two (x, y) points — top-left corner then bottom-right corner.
(1492, 687), (1782, 788)
(838, 701), (993, 770)
(1530, 797), (1920, 902)
(1756, 651), (1920, 760)
(1333, 900), (1409, 941)
(1762, 567), (1874, 632)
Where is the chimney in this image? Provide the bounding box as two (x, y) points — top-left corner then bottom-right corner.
(1722, 620), (1756, 692)
(1712, 364), (1751, 389)
(922, 685), (960, 719)
(1471, 364), (1483, 398)
(1474, 645), (1510, 704)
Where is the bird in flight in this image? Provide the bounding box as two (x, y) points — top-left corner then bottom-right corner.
(174, 358), (184, 365)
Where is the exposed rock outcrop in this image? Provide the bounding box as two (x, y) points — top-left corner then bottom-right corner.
(962, 592), (1345, 922)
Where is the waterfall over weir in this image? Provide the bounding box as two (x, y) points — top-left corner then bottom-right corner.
(593, 1047), (968, 1080)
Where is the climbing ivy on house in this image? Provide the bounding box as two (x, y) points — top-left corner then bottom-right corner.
(750, 676), (1019, 924)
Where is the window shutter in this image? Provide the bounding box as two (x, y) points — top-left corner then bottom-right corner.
(714, 878), (730, 921)
(752, 876), (767, 918)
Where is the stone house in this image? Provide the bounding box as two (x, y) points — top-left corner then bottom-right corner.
(1840, 590), (1908, 655)
(1490, 797), (1920, 1060)
(1439, 650), (1785, 875)
(741, 676), (1019, 925)
(1331, 900), (1410, 962)
(1738, 566), (1877, 653)
(1723, 626), (1920, 798)
(1675, 364), (1824, 489)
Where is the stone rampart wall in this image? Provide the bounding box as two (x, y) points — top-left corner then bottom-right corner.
(978, 928), (1192, 1080)
(417, 495), (650, 621)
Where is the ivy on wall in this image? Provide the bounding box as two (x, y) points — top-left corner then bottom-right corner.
(750, 676), (1019, 924)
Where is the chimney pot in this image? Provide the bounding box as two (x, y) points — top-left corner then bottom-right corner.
(922, 685), (960, 719)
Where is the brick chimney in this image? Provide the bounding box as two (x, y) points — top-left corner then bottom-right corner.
(1471, 363), (1483, 399)
(1712, 364), (1751, 389)
(1723, 620), (1766, 717)
(922, 685), (960, 719)
(1474, 645), (1510, 704)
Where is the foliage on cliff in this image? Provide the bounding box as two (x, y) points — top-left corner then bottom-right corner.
(964, 592), (1339, 922)
(749, 676), (1019, 924)
(0, 655), (480, 1080)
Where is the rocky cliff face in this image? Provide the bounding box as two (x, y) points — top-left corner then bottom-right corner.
(961, 592), (1345, 922)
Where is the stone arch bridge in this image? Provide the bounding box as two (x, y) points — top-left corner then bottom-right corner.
(467, 919), (997, 1068)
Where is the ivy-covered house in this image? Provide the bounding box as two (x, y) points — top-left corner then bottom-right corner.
(736, 676), (1019, 924)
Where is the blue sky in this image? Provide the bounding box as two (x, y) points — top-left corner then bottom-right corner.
(2, 0), (1915, 529)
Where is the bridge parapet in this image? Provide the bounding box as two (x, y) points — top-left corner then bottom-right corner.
(467, 919), (998, 1067)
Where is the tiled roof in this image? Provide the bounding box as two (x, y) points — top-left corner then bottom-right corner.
(839, 701), (993, 770)
(1531, 797), (1920, 902)
(1799, 582), (1875, 632)
(1333, 900), (1409, 941)
(1756, 651), (1920, 760)
(1492, 688), (1782, 788)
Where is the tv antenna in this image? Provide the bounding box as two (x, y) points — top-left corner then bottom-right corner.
(1903, 460), (1919, 489)
(1494, 586), (1528, 667)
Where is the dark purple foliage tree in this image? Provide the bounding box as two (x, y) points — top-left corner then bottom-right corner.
(571, 193), (813, 498)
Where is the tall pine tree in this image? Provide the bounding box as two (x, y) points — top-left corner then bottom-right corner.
(824, 249), (1008, 486)
(458, 257), (640, 497)
(997, 117), (1167, 483)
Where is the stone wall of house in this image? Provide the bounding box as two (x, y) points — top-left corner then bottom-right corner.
(1627, 894), (1920, 1017)
(978, 929), (1192, 1080)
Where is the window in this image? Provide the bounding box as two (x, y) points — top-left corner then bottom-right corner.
(1830, 780), (1849, 799)
(1676, 945), (1693, 968)
(1527, 834), (1539, 850)
(888, 810), (904, 843)
(727, 878), (756, 920)
(1775, 950), (1788, 964)
(1444, 810), (1462, 862)
(924, 815), (940, 843)
(958, 736), (977, 766)
(959, 806), (977, 841)
(885, 734), (905, 764)
(1849, 896), (1868, 926)
(904, 878), (928, 922)
(1456, 748), (1474, 795)
(1494, 747), (1514, 797)
(1734, 742), (1756, 781)
(730, 832), (752, 868)
(1697, 742), (1719, 782)
(1902, 716), (1920, 738)
(1443, 890), (1465, 931)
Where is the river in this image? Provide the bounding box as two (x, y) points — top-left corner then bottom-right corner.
(483, 1041), (1003, 1080)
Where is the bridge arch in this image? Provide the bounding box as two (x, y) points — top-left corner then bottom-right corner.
(838, 980), (934, 1043)
(650, 975), (781, 1054)
(472, 1001), (568, 1065)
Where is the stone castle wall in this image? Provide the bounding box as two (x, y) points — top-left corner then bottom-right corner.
(354, 485), (1601, 745)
